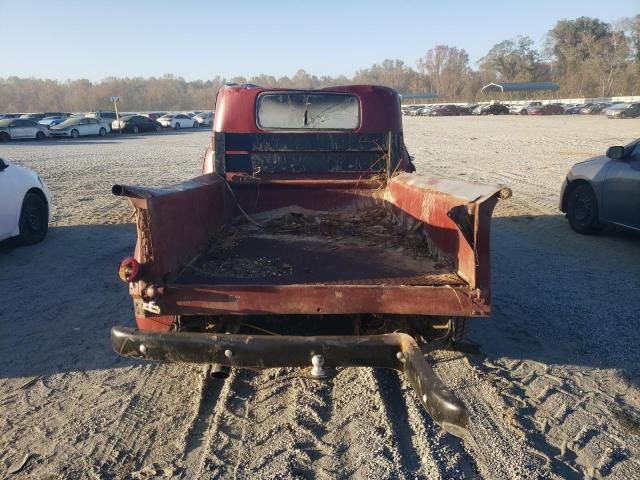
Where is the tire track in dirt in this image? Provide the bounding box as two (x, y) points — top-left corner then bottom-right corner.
(186, 362), (550, 479)
(181, 367), (227, 475)
(425, 141), (640, 479)
(472, 214), (640, 479)
(374, 368), (480, 479)
(89, 364), (185, 477)
(197, 368), (343, 479)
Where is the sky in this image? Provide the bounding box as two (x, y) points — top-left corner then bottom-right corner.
(0, 0), (637, 82)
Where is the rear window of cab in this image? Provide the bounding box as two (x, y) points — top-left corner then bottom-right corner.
(257, 92), (360, 130)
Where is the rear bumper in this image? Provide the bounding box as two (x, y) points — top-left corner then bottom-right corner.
(112, 326), (468, 437)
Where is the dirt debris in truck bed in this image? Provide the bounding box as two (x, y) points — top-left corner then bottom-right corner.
(179, 205), (437, 282)
(263, 205), (431, 256)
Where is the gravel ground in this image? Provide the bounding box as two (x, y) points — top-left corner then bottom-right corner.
(1, 117), (639, 479)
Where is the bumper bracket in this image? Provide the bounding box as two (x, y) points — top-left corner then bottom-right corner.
(111, 326), (468, 437)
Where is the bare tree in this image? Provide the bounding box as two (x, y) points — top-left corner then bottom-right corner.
(582, 30), (630, 97)
(479, 36), (547, 82)
(418, 45), (471, 100)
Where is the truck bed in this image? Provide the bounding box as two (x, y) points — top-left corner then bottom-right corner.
(175, 206), (466, 287)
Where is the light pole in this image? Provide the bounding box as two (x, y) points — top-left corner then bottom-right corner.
(111, 96), (121, 134)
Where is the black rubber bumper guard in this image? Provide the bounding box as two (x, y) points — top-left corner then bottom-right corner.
(111, 326), (468, 438)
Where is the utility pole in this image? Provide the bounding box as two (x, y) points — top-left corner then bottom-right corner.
(111, 96), (121, 134)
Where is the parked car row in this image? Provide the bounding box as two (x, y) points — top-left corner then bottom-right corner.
(605, 103), (640, 118)
(402, 101), (640, 118)
(402, 104), (477, 116)
(0, 110), (215, 141)
(473, 104), (510, 115)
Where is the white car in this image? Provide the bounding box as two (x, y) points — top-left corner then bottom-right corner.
(0, 157), (52, 244)
(157, 114), (198, 129)
(86, 111), (117, 130)
(49, 117), (109, 138)
(509, 102), (542, 115)
(194, 111), (214, 127)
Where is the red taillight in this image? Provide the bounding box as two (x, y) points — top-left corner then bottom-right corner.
(118, 257), (140, 282)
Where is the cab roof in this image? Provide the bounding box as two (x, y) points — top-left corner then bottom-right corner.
(213, 84), (402, 134)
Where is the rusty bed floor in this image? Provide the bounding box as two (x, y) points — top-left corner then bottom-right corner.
(175, 208), (466, 287)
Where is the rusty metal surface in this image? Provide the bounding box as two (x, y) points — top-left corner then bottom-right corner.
(213, 85), (403, 134)
(111, 326), (468, 437)
(219, 132), (408, 175)
(114, 171), (504, 323)
(386, 173), (505, 295)
(112, 172), (502, 319)
(159, 284), (486, 316)
(391, 172), (511, 204)
(228, 180), (378, 216)
(114, 174), (227, 279)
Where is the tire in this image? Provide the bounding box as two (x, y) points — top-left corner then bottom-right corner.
(18, 192), (48, 245)
(132, 126), (139, 134)
(620, 112), (627, 119)
(448, 317), (467, 345)
(71, 129), (79, 139)
(520, 109), (527, 115)
(35, 131), (45, 141)
(155, 125), (161, 132)
(99, 127), (106, 137)
(566, 184), (601, 234)
(207, 121), (212, 127)
(174, 123), (180, 130)
(0, 132), (9, 142)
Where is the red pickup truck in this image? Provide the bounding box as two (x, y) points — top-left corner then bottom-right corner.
(111, 84), (510, 437)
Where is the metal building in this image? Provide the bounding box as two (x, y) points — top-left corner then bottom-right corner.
(480, 82), (560, 101)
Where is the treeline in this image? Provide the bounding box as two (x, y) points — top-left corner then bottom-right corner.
(2, 15), (638, 112)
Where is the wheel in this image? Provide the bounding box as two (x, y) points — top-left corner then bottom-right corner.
(520, 110), (527, 115)
(155, 125), (161, 132)
(207, 121), (212, 127)
(35, 131), (45, 141)
(99, 127), (106, 137)
(71, 129), (79, 138)
(620, 112), (627, 119)
(566, 184), (601, 234)
(448, 317), (467, 345)
(174, 123), (180, 129)
(18, 192), (48, 245)
(132, 126), (139, 134)
(0, 132), (9, 142)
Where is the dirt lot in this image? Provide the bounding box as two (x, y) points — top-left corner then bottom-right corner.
(1, 117), (639, 479)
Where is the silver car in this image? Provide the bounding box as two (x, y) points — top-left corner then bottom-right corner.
(0, 118), (49, 141)
(560, 140), (640, 233)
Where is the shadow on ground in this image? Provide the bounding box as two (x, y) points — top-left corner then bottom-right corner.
(1, 214), (638, 384)
(471, 213), (640, 384)
(0, 224), (138, 379)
